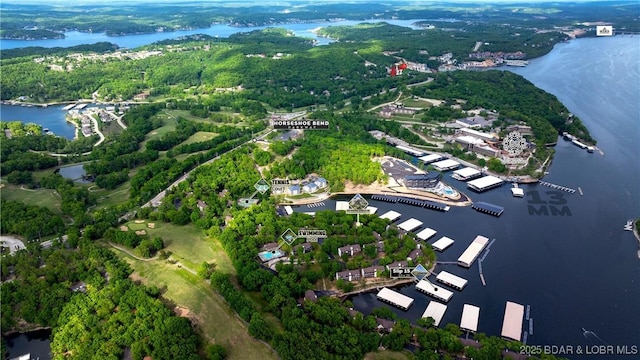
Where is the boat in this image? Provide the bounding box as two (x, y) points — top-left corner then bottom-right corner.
(511, 183), (524, 197)
(624, 219), (633, 231)
(587, 146), (595, 153)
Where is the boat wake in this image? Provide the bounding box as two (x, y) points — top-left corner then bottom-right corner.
(582, 328), (609, 345)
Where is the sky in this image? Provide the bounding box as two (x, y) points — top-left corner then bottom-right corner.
(2, 0), (625, 4)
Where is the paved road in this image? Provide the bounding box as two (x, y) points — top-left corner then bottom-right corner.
(141, 129), (275, 209)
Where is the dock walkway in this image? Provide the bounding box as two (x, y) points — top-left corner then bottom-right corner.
(538, 181), (575, 193)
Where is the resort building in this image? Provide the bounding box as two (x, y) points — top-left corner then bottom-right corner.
(338, 244), (362, 257)
(336, 270), (361, 282)
(403, 173), (441, 189)
(361, 265), (385, 278)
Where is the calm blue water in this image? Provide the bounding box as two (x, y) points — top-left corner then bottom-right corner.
(345, 36), (640, 360)
(0, 104), (75, 139)
(0, 20), (425, 50)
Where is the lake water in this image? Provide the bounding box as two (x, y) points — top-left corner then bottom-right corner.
(0, 104), (76, 140)
(58, 164), (90, 183)
(0, 19), (426, 50)
(345, 36), (640, 360)
(4, 329), (52, 360)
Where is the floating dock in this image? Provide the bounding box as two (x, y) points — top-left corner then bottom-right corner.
(467, 175), (504, 192)
(335, 201), (349, 211)
(63, 103), (76, 111)
(452, 167), (482, 181)
(376, 287), (414, 310)
(284, 205), (293, 215)
(416, 228), (437, 241)
(367, 206), (378, 214)
(457, 235), (490, 267)
(538, 181), (575, 193)
(432, 159), (460, 172)
(369, 195), (449, 212)
(380, 210), (401, 222)
(472, 202), (504, 217)
(431, 236), (455, 252)
(395, 144), (426, 157)
(415, 279), (453, 302)
(398, 218), (423, 232)
(460, 304), (480, 333)
(74, 103), (89, 110)
(422, 301), (448, 327)
(436, 271), (468, 290)
(419, 154), (443, 164)
(501, 301), (525, 341)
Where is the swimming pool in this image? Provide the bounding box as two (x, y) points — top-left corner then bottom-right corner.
(258, 249), (285, 262)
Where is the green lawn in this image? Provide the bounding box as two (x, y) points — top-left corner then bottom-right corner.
(114, 253), (276, 360)
(0, 182), (62, 214)
(110, 221), (276, 360)
(140, 114), (178, 149)
(180, 131), (219, 146)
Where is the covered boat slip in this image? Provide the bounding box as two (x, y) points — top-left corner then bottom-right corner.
(421, 301), (448, 327)
(452, 167), (482, 181)
(432, 159), (460, 171)
(467, 175), (504, 192)
(457, 235), (490, 267)
(376, 287), (414, 310)
(460, 304), (480, 332)
(472, 202), (504, 217)
(416, 227), (437, 241)
(419, 153), (443, 164)
(501, 301), (525, 341)
(380, 210), (401, 222)
(431, 236), (455, 252)
(415, 279), (454, 302)
(398, 218), (423, 232)
(436, 271), (468, 290)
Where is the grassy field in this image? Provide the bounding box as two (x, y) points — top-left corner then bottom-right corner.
(111, 221), (276, 360)
(180, 131), (219, 146)
(140, 113), (178, 149)
(0, 182), (63, 214)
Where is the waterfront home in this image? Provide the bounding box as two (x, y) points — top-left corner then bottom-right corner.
(336, 270), (361, 282)
(376, 318), (395, 333)
(386, 261), (408, 271)
(261, 242), (279, 252)
(287, 184), (301, 196)
(361, 265), (385, 278)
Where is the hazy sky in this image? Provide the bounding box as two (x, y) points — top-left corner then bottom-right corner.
(2, 0), (625, 4)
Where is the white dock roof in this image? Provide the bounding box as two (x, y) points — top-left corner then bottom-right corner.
(398, 218), (423, 232)
(467, 175), (504, 191)
(422, 301), (448, 327)
(377, 287), (414, 310)
(415, 279), (453, 302)
(416, 228), (437, 241)
(367, 206), (378, 214)
(335, 201), (349, 211)
(436, 271), (468, 290)
(501, 301), (525, 341)
(284, 205), (293, 215)
(380, 210), (401, 221)
(431, 236), (455, 251)
(457, 235), (489, 267)
(453, 167), (481, 178)
(460, 304), (480, 332)
(419, 154), (443, 163)
(432, 159), (460, 171)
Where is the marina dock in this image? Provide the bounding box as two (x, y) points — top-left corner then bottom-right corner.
(436, 271), (468, 290)
(431, 236), (455, 252)
(398, 218), (423, 232)
(458, 235), (490, 268)
(416, 228), (437, 241)
(472, 202), (504, 217)
(419, 154), (443, 164)
(501, 301), (525, 341)
(376, 287), (414, 310)
(460, 304), (480, 333)
(432, 159), (460, 172)
(370, 194), (450, 212)
(415, 279), (453, 302)
(467, 175), (504, 192)
(63, 103), (76, 110)
(422, 301), (448, 327)
(538, 181), (576, 193)
(452, 167), (482, 181)
(380, 210), (401, 222)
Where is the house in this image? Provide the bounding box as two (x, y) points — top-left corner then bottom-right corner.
(261, 242), (279, 252)
(304, 289), (318, 302)
(376, 318), (395, 333)
(336, 270), (361, 282)
(314, 177), (328, 189)
(338, 244), (362, 257)
(302, 182), (319, 193)
(134, 92), (150, 101)
(386, 261), (408, 271)
(287, 184), (301, 196)
(196, 200), (208, 212)
(407, 249), (422, 261)
(376, 241), (385, 253)
(361, 265), (385, 278)
(296, 242), (313, 254)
